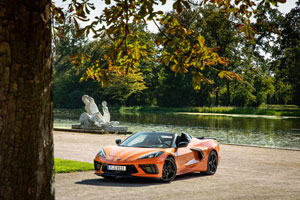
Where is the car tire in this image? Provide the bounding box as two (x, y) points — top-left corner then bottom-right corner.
(203, 150), (218, 175)
(161, 157), (177, 182)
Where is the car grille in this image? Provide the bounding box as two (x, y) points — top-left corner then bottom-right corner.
(139, 164), (159, 174)
(102, 164), (138, 175)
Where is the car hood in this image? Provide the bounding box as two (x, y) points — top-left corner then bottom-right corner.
(103, 146), (164, 161)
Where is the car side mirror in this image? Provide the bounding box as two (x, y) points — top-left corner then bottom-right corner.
(115, 139), (121, 145)
(178, 141), (188, 147)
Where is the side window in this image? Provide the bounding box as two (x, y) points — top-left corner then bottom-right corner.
(160, 135), (173, 146)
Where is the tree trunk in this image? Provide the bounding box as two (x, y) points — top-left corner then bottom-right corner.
(0, 1), (54, 199)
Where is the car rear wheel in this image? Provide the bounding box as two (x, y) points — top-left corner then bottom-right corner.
(161, 157), (177, 182)
(203, 150), (218, 175)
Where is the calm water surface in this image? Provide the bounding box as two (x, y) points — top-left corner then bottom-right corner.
(54, 111), (300, 149)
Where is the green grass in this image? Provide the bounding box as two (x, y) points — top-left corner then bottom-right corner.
(117, 105), (300, 117)
(54, 158), (94, 173)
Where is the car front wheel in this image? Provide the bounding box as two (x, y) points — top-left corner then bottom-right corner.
(161, 157), (177, 182)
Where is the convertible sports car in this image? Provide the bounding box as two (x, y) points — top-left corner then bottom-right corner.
(94, 132), (220, 182)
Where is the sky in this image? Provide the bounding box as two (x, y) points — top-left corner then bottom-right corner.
(55, 0), (298, 33)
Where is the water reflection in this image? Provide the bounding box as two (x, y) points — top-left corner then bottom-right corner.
(54, 111), (300, 149)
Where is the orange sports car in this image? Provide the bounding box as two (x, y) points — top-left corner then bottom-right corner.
(94, 132), (220, 182)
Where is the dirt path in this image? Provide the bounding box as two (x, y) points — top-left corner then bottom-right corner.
(54, 131), (300, 200)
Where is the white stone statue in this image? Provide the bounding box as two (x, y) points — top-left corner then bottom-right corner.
(102, 101), (110, 123)
(79, 95), (119, 128)
(82, 95), (99, 114)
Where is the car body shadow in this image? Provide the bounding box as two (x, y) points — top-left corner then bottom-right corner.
(75, 172), (209, 187)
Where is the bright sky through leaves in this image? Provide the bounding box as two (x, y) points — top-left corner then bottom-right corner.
(54, 0), (297, 35)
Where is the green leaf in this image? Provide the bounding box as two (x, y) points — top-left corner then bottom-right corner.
(218, 71), (225, 78)
(163, 56), (170, 66)
(197, 35), (205, 47)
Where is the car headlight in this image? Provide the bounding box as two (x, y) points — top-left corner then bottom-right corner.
(138, 151), (164, 160)
(97, 148), (106, 158)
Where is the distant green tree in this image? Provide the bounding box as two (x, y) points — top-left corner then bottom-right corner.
(253, 66), (275, 106)
(155, 5), (244, 107)
(272, 4), (300, 106)
(53, 23), (155, 107)
(196, 5), (244, 106)
(271, 80), (293, 104)
(126, 24), (159, 105)
(101, 71), (147, 105)
(53, 20), (88, 108)
(230, 52), (257, 106)
(53, 21), (105, 108)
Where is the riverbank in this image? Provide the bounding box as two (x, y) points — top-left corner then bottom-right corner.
(54, 105), (300, 119)
(54, 131), (300, 200)
(175, 112), (299, 119)
(118, 105), (300, 117)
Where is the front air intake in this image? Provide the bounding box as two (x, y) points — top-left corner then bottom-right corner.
(94, 161), (102, 170)
(139, 164), (159, 174)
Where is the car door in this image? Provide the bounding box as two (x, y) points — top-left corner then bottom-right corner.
(174, 133), (195, 174)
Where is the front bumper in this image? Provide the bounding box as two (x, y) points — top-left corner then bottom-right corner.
(94, 155), (165, 178)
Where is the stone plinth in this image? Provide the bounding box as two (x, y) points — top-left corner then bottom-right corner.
(71, 124), (128, 132)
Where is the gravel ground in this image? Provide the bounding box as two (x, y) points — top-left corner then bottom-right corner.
(54, 131), (300, 200)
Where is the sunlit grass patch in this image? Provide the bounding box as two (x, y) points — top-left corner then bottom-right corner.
(54, 158), (94, 173)
(117, 105), (300, 117)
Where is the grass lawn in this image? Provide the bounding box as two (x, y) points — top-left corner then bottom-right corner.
(117, 105), (300, 117)
(54, 105), (300, 118)
(54, 158), (94, 173)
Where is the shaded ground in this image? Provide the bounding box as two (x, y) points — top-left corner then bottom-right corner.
(54, 131), (300, 200)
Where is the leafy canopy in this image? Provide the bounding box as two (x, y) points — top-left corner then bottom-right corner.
(51, 0), (286, 90)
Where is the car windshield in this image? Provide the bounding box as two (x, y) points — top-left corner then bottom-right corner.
(120, 132), (174, 148)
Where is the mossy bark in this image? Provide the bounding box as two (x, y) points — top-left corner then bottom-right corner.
(0, 0), (54, 199)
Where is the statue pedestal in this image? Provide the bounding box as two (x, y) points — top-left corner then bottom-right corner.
(103, 126), (128, 132)
(71, 124), (128, 132)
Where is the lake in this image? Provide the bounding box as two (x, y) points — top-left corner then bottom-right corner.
(54, 111), (300, 149)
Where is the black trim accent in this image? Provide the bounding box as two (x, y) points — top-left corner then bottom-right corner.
(190, 147), (205, 160)
(94, 161), (102, 170)
(139, 164), (159, 174)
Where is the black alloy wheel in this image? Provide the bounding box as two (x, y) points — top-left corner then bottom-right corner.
(161, 157), (177, 182)
(203, 150), (218, 175)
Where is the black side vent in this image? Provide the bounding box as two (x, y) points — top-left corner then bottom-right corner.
(190, 147), (205, 161)
(139, 164), (159, 174)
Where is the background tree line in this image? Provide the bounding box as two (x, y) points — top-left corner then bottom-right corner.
(53, 4), (299, 109)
